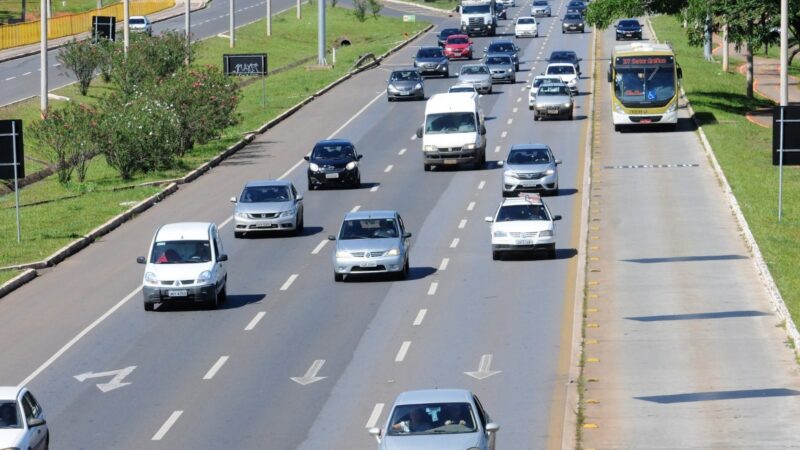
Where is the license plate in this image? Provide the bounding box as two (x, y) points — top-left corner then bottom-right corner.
(325, 172), (339, 179)
(361, 261), (377, 267)
(443, 159), (458, 165)
(168, 289), (188, 297)
(521, 181), (538, 187)
(399, 91), (411, 95)
(547, 109), (559, 114)
(454, 52), (461, 56)
(639, 119), (652, 124)
(515, 239), (533, 245)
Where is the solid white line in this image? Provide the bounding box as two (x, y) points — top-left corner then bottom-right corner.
(413, 309), (427, 326)
(19, 285), (142, 387)
(478, 180), (486, 190)
(203, 356), (229, 380)
(395, 341), (411, 362)
(450, 238), (460, 248)
(467, 201), (476, 211)
(398, 148), (407, 155)
(428, 282), (438, 296)
(459, 219), (467, 229)
(280, 274), (299, 291)
(439, 257), (450, 271)
(5, 76), (15, 81)
(152, 411), (183, 441)
(219, 215), (234, 229)
(279, 158), (305, 181)
(370, 185), (380, 192)
(312, 239), (329, 254)
(507, 118), (513, 125)
(384, 164), (393, 173)
(245, 312), (266, 331)
(366, 403), (385, 428)
(351, 205), (361, 212)
(501, 131), (508, 138)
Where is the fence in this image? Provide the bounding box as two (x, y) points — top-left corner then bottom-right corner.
(0, 0), (174, 50)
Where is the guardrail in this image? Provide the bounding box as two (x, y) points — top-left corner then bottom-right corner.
(0, 0), (174, 50)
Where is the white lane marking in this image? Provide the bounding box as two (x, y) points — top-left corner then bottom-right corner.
(312, 239), (329, 255)
(413, 309), (427, 326)
(501, 131), (508, 138)
(395, 341), (411, 362)
(516, 97), (522, 103)
(467, 201), (476, 211)
(478, 180), (486, 190)
(19, 285), (142, 387)
(53, 63), (61, 67)
(245, 312), (266, 331)
(458, 219), (467, 229)
(411, 134), (418, 141)
(494, 145), (501, 153)
(520, 85), (527, 92)
(22, 71), (31, 76)
(398, 148), (407, 155)
(152, 411), (183, 441)
(351, 205), (361, 212)
(278, 158), (305, 180)
(203, 356), (229, 380)
(5, 76), (15, 81)
(366, 403), (384, 428)
(450, 238), (460, 248)
(439, 258), (450, 271)
(329, 90), (385, 139)
(280, 274), (299, 291)
(370, 185), (380, 192)
(384, 164), (393, 173)
(507, 118), (513, 125)
(219, 215), (233, 229)
(428, 282), (438, 295)
(513, 107), (518, 113)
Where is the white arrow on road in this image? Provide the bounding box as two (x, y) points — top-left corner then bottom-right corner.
(74, 366), (136, 393)
(291, 359), (327, 386)
(465, 354), (501, 380)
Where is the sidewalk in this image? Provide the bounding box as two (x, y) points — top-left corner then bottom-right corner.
(0, 0), (207, 64)
(712, 34), (800, 128)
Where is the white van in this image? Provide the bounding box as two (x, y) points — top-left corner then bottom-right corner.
(137, 222), (228, 311)
(416, 92), (487, 171)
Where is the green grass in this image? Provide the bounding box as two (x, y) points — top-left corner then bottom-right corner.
(0, 270), (21, 285)
(652, 16), (800, 323)
(0, 4), (427, 270)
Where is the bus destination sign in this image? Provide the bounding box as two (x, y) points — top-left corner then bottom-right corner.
(617, 56), (672, 65)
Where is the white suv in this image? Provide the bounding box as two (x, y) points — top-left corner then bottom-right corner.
(137, 222), (228, 310)
(485, 194), (561, 260)
(0, 386), (49, 450)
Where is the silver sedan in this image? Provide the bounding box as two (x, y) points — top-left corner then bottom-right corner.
(231, 180), (303, 237)
(533, 82), (574, 120)
(329, 210), (411, 281)
(458, 64), (493, 94)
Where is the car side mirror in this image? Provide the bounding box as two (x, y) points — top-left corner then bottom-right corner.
(613, 24), (617, 28)
(328, 235), (337, 241)
(295, 194), (303, 201)
(677, 67), (683, 79)
(230, 196), (237, 203)
(480, 124), (486, 135)
(416, 126), (423, 138)
(218, 254), (229, 262)
(368, 427), (382, 443)
(136, 256), (146, 264)
(28, 418), (46, 428)
(403, 232), (412, 238)
(498, 160), (504, 166)
(304, 155), (310, 161)
(553, 215), (562, 221)
(357, 154), (363, 160)
(555, 159), (562, 165)
(486, 422), (500, 433)
(485, 216), (494, 223)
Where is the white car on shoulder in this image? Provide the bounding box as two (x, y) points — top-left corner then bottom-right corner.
(485, 193), (561, 260)
(514, 16), (539, 37)
(0, 386), (49, 450)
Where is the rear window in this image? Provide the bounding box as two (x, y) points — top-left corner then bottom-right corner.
(517, 18), (535, 24)
(461, 65), (489, 75)
(619, 20), (640, 27)
(129, 18), (146, 24)
(240, 185), (290, 203)
(489, 43), (514, 53)
(387, 403), (477, 436)
(547, 65), (575, 75)
(390, 70), (421, 81)
(312, 143), (355, 159)
(486, 56), (512, 65)
(150, 240), (212, 264)
(497, 204), (548, 221)
(508, 148), (551, 164)
(538, 85), (569, 96)
(565, 13), (582, 20)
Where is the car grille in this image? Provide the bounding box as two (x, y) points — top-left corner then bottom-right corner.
(349, 251), (386, 258)
(510, 231), (538, 238)
(468, 17), (485, 25)
(249, 212), (279, 219)
(518, 172), (545, 179)
(352, 265), (386, 272)
(438, 147), (462, 152)
(160, 280), (195, 286)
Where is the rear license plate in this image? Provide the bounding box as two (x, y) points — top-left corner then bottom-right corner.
(547, 109), (559, 114)
(443, 159), (458, 165)
(325, 173), (339, 179)
(515, 239), (533, 245)
(168, 289), (188, 297)
(361, 261), (377, 267)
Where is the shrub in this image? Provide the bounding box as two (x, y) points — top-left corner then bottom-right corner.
(109, 32), (194, 99)
(31, 103), (99, 184)
(58, 39), (101, 96)
(368, 0), (382, 18)
(353, 0), (368, 21)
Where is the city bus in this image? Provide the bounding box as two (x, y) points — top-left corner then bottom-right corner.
(607, 42), (682, 131)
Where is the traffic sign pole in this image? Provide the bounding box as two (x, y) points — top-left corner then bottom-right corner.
(779, 106), (784, 222)
(11, 121), (21, 242)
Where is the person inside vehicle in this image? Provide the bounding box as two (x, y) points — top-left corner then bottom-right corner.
(391, 408), (433, 433)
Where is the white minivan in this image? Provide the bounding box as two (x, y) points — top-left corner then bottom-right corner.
(137, 222), (228, 311)
(416, 92), (487, 171)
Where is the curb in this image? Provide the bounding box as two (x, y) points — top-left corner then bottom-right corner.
(646, 17), (800, 354)
(0, 22), (433, 298)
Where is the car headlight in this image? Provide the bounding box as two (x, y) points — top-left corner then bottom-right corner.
(493, 230), (508, 237)
(388, 84), (399, 92)
(540, 230), (553, 237)
(545, 168), (555, 175)
(144, 271), (158, 283)
(279, 207), (297, 217)
(235, 212), (248, 219)
(423, 144), (438, 152)
(415, 83), (422, 90)
(507, 68), (513, 73)
(197, 270), (212, 283)
(463, 143), (476, 150)
(309, 162), (320, 172)
(346, 161), (357, 170)
(505, 170), (519, 178)
(614, 103), (624, 113)
(564, 102), (572, 107)
(386, 248), (400, 256)
(580, 22), (584, 26)
(335, 250), (350, 258)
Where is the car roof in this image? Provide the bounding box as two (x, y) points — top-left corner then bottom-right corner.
(0, 386), (21, 401)
(539, 82), (569, 89)
(486, 53), (512, 59)
(517, 16), (535, 20)
(391, 68), (420, 73)
(244, 179), (292, 189)
(155, 222), (213, 241)
(418, 46), (442, 51)
(489, 39), (515, 45)
(344, 210), (398, 220)
(394, 389), (474, 405)
(440, 27), (459, 33)
(426, 92), (479, 113)
(130, 15), (147, 19)
(550, 50), (576, 57)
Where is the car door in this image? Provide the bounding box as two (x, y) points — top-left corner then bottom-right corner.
(211, 226), (226, 288)
(292, 184), (303, 218)
(397, 215), (411, 254)
(21, 391), (47, 450)
(473, 395), (494, 450)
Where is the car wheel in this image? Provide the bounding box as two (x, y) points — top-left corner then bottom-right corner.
(296, 215), (304, 234)
(218, 284), (227, 303)
(492, 251), (502, 261)
(502, 190), (511, 198)
(234, 231), (244, 239)
(488, 86), (493, 94)
(533, 111), (539, 121)
(424, 163), (432, 171)
(511, 76), (516, 84)
(387, 96), (393, 102)
(551, 186), (560, 196)
(352, 173), (361, 188)
(548, 247), (557, 259)
(307, 179), (314, 190)
(398, 259), (410, 280)
(562, 29), (565, 34)
(207, 292), (219, 310)
(614, 124), (621, 132)
(144, 302), (154, 311)
(334, 272), (344, 282)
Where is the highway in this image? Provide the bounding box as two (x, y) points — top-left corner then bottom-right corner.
(0, 0), (594, 448)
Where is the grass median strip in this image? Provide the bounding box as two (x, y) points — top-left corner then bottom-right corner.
(651, 16), (800, 321)
(0, 5), (427, 270)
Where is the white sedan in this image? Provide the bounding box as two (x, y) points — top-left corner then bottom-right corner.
(485, 193), (561, 260)
(0, 386), (49, 450)
(515, 16), (539, 38)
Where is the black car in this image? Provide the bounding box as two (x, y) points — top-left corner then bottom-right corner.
(495, 3), (507, 20)
(485, 40), (520, 71)
(561, 12), (584, 33)
(566, 0), (586, 16)
(615, 19), (643, 40)
(437, 27), (460, 47)
(548, 50), (581, 74)
(305, 139), (362, 189)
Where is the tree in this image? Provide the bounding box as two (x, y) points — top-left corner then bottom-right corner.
(31, 103), (99, 184)
(58, 39), (101, 96)
(368, 0), (382, 18)
(109, 32), (194, 99)
(353, 0), (368, 22)
(723, 0), (780, 98)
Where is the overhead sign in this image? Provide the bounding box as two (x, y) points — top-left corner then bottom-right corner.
(92, 15), (117, 42)
(773, 105), (800, 165)
(223, 54), (268, 76)
(0, 119), (24, 180)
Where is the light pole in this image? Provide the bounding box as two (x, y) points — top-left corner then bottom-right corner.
(780, 0), (788, 106)
(40, 0), (47, 115)
(296, 0), (300, 19)
(317, 0), (326, 65)
(229, 0), (235, 47)
(185, 0), (191, 40)
(123, 0), (129, 52)
(266, 0), (271, 36)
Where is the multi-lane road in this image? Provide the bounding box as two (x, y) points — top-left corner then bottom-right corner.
(0, 0), (595, 448)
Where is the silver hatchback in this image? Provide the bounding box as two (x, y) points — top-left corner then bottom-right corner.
(329, 210), (411, 281)
(231, 180), (303, 237)
(501, 144), (561, 196)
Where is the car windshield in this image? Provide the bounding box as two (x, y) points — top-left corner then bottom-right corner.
(448, 36), (469, 44)
(565, 13), (582, 20)
(440, 28), (458, 38)
(339, 218), (399, 239)
(0, 401), (20, 429)
(619, 20), (639, 28)
(538, 85), (569, 96)
(417, 48), (443, 58)
(534, 77), (561, 87)
(450, 86), (475, 92)
(130, 18), (146, 24)
(391, 70), (421, 81)
(489, 43), (514, 53)
(461, 65), (489, 75)
(486, 56), (512, 65)
(614, 57), (676, 106)
(497, 204), (548, 221)
(547, 65), (575, 75)
(312, 143), (355, 159)
(387, 402), (477, 436)
(426, 112), (476, 133)
(462, 4), (490, 13)
(533, 0), (548, 5)
(508, 148), (551, 164)
(150, 240), (212, 264)
(240, 185), (290, 203)
(517, 18), (535, 24)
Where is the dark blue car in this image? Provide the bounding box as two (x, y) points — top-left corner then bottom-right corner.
(615, 19), (643, 40)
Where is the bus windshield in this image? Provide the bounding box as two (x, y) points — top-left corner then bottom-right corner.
(613, 56), (675, 107)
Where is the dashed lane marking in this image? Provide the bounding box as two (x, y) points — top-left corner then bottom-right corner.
(450, 238), (460, 248)
(152, 411), (183, 441)
(366, 404), (384, 428)
(398, 148), (407, 155)
(351, 205), (361, 212)
(478, 180), (486, 190)
(280, 274), (299, 291)
(413, 309), (427, 326)
(245, 312), (266, 331)
(395, 341), (411, 362)
(439, 257), (450, 271)
(203, 356), (229, 380)
(428, 282), (438, 296)
(467, 201), (476, 211)
(311, 239), (328, 255)
(458, 219), (467, 229)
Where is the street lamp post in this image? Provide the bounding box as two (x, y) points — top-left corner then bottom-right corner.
(780, 0), (788, 106)
(40, 0), (47, 115)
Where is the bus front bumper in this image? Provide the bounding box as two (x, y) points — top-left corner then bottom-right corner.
(612, 107), (677, 125)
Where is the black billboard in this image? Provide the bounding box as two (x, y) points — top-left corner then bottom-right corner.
(92, 15), (117, 42)
(772, 106), (800, 165)
(0, 119), (24, 180)
(223, 54), (268, 76)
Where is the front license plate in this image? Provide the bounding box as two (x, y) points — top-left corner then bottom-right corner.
(168, 289), (188, 297)
(443, 159), (458, 165)
(639, 119), (652, 124)
(361, 261), (377, 267)
(547, 109), (559, 114)
(516, 239), (533, 245)
(325, 172), (339, 179)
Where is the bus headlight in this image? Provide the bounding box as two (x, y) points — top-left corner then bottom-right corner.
(614, 103), (624, 113)
(667, 101), (678, 113)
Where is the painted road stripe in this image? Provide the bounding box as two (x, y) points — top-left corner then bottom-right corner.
(478, 180), (486, 190)
(439, 258), (450, 271)
(219, 215), (233, 229)
(517, 97), (522, 103)
(395, 341), (411, 362)
(494, 145), (501, 153)
(370, 185), (380, 192)
(152, 411), (183, 441)
(312, 239), (328, 255)
(413, 309), (427, 326)
(203, 356), (229, 380)
(427, 282), (438, 296)
(245, 312), (266, 331)
(398, 148), (407, 155)
(384, 164), (393, 173)
(459, 219), (467, 229)
(280, 274), (299, 291)
(450, 238), (460, 248)
(507, 118), (513, 125)
(5, 76), (15, 81)
(467, 201), (476, 211)
(513, 107), (518, 113)
(366, 403), (384, 428)
(501, 131), (508, 138)
(411, 134), (417, 140)
(351, 205), (361, 212)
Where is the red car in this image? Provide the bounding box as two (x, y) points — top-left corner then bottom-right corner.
(444, 34), (474, 60)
